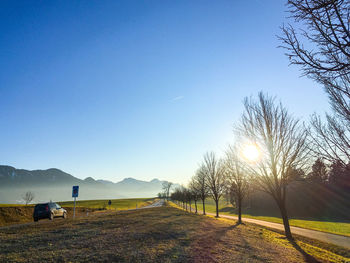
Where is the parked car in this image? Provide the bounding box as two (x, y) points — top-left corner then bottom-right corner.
(33, 202), (67, 222)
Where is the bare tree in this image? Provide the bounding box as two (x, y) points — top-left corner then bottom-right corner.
(279, 0), (350, 164)
(189, 177), (200, 213)
(162, 181), (173, 201)
(184, 187), (193, 212)
(194, 165), (209, 215)
(171, 186), (186, 209)
(237, 92), (308, 239)
(224, 145), (250, 224)
(157, 192), (166, 199)
(22, 191), (35, 206)
(279, 0), (350, 80)
(308, 113), (350, 164)
(202, 152), (226, 218)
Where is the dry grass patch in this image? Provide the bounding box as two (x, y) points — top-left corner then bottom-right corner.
(0, 206), (348, 262)
(0, 206), (97, 227)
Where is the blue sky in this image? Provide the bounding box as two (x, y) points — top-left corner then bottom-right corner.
(0, 0), (328, 184)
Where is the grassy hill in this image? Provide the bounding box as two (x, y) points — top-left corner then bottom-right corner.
(0, 205), (348, 262)
(0, 198), (154, 227)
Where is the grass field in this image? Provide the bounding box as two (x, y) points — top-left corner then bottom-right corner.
(1, 205), (348, 262)
(188, 199), (350, 237)
(0, 198), (155, 227)
(58, 198), (155, 210)
(0, 206), (94, 227)
(0, 204), (31, 207)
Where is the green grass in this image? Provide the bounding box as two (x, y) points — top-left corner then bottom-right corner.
(261, 227), (350, 263)
(58, 198), (155, 210)
(189, 199), (350, 237)
(243, 215), (350, 238)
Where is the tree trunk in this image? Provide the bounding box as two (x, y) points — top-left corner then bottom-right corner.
(189, 201), (192, 212)
(237, 197), (242, 224)
(185, 202), (188, 211)
(278, 201), (293, 239)
(215, 199), (219, 217)
(194, 200), (198, 213)
(202, 198), (206, 215)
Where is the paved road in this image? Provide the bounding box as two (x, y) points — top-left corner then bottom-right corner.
(141, 199), (165, 208)
(194, 209), (350, 249)
(124, 199), (165, 212)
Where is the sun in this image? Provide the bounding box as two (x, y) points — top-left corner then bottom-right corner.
(242, 143), (260, 161)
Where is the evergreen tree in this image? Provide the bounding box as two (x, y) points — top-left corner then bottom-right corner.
(307, 158), (328, 184)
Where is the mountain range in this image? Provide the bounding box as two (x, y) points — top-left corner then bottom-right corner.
(0, 165), (178, 204)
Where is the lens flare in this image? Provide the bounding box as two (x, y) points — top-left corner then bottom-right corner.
(242, 143), (260, 161)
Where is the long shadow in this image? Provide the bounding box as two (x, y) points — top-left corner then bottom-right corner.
(228, 221), (241, 230)
(219, 207), (235, 213)
(186, 205), (322, 262)
(213, 217), (320, 262)
(288, 239), (320, 263)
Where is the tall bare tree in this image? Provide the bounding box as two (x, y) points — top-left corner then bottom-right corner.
(189, 177), (200, 213)
(279, 0), (350, 164)
(185, 188), (193, 212)
(224, 145), (250, 224)
(194, 165), (209, 215)
(308, 110), (350, 164)
(237, 92), (308, 239)
(162, 181), (173, 201)
(202, 152), (225, 218)
(22, 191), (35, 206)
(279, 0), (350, 80)
(171, 186), (186, 209)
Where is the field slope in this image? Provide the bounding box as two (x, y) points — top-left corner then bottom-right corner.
(0, 198), (154, 227)
(0, 205), (349, 262)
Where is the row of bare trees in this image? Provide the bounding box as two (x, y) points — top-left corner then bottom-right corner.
(280, 0), (350, 166)
(172, 0), (350, 240)
(171, 92), (307, 239)
(157, 181), (173, 201)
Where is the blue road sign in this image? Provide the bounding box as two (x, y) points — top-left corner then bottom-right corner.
(72, 185), (79, 198)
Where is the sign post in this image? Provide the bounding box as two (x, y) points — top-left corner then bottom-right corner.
(72, 186), (79, 219)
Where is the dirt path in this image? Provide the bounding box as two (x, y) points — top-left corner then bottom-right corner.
(182, 206), (350, 250)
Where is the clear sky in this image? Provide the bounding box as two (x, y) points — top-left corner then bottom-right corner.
(0, 0), (329, 184)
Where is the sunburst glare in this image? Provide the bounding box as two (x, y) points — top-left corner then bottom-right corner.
(242, 143), (260, 162)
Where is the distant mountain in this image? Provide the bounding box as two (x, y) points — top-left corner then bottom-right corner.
(97, 179), (115, 185)
(0, 165), (179, 204)
(0, 166), (81, 186)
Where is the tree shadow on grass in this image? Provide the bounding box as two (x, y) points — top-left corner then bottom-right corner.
(288, 239), (320, 263)
(188, 221), (242, 262)
(219, 207), (235, 213)
(190, 221), (241, 247)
